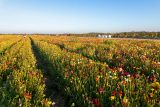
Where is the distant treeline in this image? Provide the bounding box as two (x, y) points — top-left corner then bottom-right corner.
(60, 32), (160, 39)
(113, 32), (160, 39)
(1, 32), (160, 39)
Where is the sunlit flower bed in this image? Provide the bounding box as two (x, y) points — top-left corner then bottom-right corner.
(32, 36), (160, 107)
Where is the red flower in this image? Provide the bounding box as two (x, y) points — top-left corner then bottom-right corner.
(92, 98), (102, 107)
(122, 102), (127, 107)
(112, 91), (116, 96)
(122, 72), (130, 76)
(99, 69), (103, 73)
(132, 73), (139, 78)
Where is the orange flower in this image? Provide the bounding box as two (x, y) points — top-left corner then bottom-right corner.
(44, 99), (52, 106)
(24, 92), (32, 100)
(121, 80), (127, 85)
(149, 93), (154, 98)
(118, 91), (123, 97)
(96, 77), (100, 82)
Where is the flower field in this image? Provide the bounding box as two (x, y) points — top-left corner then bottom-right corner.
(0, 36), (51, 106)
(0, 35), (160, 107)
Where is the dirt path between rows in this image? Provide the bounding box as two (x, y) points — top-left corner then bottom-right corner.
(30, 39), (66, 107)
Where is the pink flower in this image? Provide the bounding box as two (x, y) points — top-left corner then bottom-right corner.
(98, 87), (104, 94)
(70, 70), (74, 74)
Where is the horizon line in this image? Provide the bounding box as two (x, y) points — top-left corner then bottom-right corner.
(0, 31), (160, 35)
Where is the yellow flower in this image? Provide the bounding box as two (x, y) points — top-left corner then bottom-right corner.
(151, 88), (154, 91)
(151, 82), (160, 90)
(123, 97), (128, 104)
(122, 97), (128, 106)
(113, 76), (117, 79)
(110, 96), (115, 100)
(143, 94), (147, 100)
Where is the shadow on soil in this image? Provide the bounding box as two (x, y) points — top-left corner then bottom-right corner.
(30, 38), (67, 107)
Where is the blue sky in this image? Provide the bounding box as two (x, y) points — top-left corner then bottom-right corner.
(0, 0), (160, 33)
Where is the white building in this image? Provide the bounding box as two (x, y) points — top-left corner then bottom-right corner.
(108, 35), (112, 38)
(97, 34), (112, 38)
(98, 34), (101, 38)
(105, 35), (108, 38)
